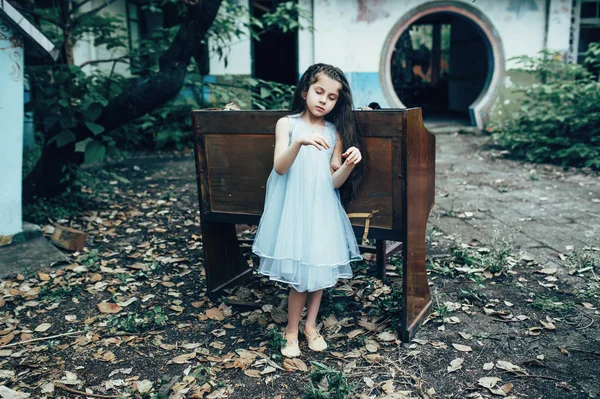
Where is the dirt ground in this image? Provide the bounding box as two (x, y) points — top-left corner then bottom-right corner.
(0, 128), (598, 399)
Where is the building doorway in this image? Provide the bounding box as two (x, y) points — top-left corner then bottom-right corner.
(381, 2), (505, 128)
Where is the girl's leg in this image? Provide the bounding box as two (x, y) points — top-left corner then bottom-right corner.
(286, 287), (307, 334)
(304, 289), (323, 331)
(303, 289), (327, 351)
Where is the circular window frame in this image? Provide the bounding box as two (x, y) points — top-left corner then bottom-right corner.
(380, 1), (505, 128)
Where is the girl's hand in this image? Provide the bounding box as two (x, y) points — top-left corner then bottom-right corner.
(296, 133), (331, 151)
(342, 147), (362, 165)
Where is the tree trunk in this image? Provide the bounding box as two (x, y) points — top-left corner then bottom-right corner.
(23, 0), (223, 202)
(60, 1), (75, 65)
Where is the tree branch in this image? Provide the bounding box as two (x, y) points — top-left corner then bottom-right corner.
(72, 0), (119, 29)
(72, 0), (95, 12)
(79, 55), (130, 68)
(23, 0), (225, 200)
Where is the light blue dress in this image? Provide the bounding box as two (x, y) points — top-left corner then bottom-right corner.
(252, 114), (362, 292)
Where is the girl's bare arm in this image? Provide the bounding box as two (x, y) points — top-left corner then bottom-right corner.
(332, 146), (361, 188)
(273, 118), (301, 175)
(330, 133), (343, 173)
(273, 118), (330, 175)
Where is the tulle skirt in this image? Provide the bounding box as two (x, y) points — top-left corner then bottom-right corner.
(252, 144), (361, 292)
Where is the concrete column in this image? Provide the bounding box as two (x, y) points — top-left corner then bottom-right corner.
(209, 0), (251, 75)
(0, 20), (24, 236)
(297, 0), (314, 76)
(546, 0), (573, 54)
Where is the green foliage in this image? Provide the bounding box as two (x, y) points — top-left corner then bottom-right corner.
(531, 296), (575, 313)
(22, 0), (309, 186)
(23, 168), (122, 224)
(33, 8), (127, 55)
(459, 288), (487, 303)
(267, 328), (285, 360)
(25, 63), (126, 162)
(209, 0), (311, 65)
(319, 289), (346, 317)
(80, 250), (101, 272)
(564, 246), (600, 271)
(489, 45), (600, 169)
(583, 42), (600, 77)
(209, 75), (296, 110)
(369, 285), (403, 319)
(451, 238), (513, 275)
(573, 282), (600, 300)
(39, 284), (82, 302)
(107, 306), (168, 333)
(302, 362), (354, 399)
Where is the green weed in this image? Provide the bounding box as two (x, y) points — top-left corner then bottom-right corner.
(369, 285), (403, 319)
(565, 247), (600, 271)
(319, 289), (346, 317)
(573, 283), (600, 300)
(106, 306), (167, 333)
(39, 284), (82, 302)
(302, 362), (354, 399)
(459, 289), (488, 303)
(433, 303), (450, 318)
(267, 328), (285, 361)
(531, 296), (575, 313)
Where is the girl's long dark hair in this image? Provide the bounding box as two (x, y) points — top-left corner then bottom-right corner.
(291, 63), (366, 204)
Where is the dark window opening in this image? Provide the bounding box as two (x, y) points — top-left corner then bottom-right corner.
(251, 0), (298, 85)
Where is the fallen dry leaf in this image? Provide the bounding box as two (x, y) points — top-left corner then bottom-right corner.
(97, 302), (123, 314)
(499, 383), (513, 394)
(267, 307), (286, 324)
(536, 267), (557, 275)
(206, 307), (225, 321)
(447, 357), (464, 373)
(172, 352), (196, 364)
(0, 333), (15, 346)
(478, 376), (501, 389)
(0, 386), (30, 398)
(244, 369), (261, 378)
(540, 320), (556, 330)
(496, 360), (522, 372)
(348, 329), (363, 339)
(377, 331), (397, 342)
(283, 358), (308, 372)
(34, 323), (51, 332)
(558, 346), (569, 355)
(452, 343), (472, 352)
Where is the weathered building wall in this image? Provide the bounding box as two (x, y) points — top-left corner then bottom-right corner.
(73, 0), (133, 76)
(207, 0), (575, 127)
(307, 0), (573, 124)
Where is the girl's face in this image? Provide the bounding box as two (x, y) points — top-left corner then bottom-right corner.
(302, 73), (342, 118)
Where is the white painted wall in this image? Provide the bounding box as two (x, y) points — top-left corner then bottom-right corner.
(209, 0), (252, 75)
(0, 19), (24, 236)
(298, 0), (314, 74)
(546, 0), (573, 54)
(309, 0), (562, 73)
(74, 0), (132, 76)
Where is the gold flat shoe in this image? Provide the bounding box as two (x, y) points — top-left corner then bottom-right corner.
(281, 333), (301, 358)
(303, 328), (327, 352)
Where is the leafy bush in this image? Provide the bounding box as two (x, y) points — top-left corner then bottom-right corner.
(489, 43), (600, 169)
(111, 73), (295, 151)
(303, 362), (354, 399)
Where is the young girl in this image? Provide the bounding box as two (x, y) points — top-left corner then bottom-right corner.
(252, 63), (365, 358)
